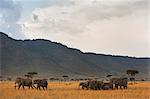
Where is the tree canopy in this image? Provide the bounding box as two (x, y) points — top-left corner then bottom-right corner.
(62, 75), (69, 78)
(27, 72), (38, 75)
(126, 70), (139, 76)
(106, 74), (112, 77)
(24, 72), (38, 78)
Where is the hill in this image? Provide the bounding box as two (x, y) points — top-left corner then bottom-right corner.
(0, 32), (149, 78)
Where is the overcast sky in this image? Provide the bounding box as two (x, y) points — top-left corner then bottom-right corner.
(0, 0), (150, 57)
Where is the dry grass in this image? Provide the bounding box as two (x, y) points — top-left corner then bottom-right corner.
(0, 81), (150, 99)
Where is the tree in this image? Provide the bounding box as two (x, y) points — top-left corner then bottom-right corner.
(106, 74), (112, 77)
(27, 72), (38, 76)
(126, 69), (139, 84)
(62, 75), (69, 81)
(25, 72), (38, 79)
(126, 70), (139, 76)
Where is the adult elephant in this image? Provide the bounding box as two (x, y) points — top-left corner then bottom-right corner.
(110, 78), (119, 89)
(88, 80), (112, 90)
(95, 81), (104, 90)
(15, 77), (34, 89)
(88, 80), (101, 90)
(112, 78), (128, 89)
(79, 80), (98, 90)
(33, 79), (48, 90)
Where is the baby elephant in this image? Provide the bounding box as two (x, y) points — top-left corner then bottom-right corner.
(33, 79), (48, 90)
(79, 82), (89, 89)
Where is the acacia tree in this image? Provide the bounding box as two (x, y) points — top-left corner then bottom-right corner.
(126, 70), (139, 84)
(62, 75), (69, 81)
(28, 72), (38, 76)
(106, 74), (112, 77)
(106, 74), (112, 81)
(25, 72), (38, 79)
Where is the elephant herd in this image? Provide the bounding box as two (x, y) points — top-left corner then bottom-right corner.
(14, 77), (128, 91)
(79, 78), (128, 90)
(14, 77), (48, 90)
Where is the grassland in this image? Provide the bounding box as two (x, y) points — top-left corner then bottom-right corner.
(0, 81), (149, 99)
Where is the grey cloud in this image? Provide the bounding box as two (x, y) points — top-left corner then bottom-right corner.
(48, 0), (75, 6)
(133, 0), (149, 8)
(74, 0), (149, 22)
(25, 0), (149, 35)
(0, 0), (14, 9)
(0, 0), (22, 23)
(0, 0), (25, 39)
(55, 0), (149, 34)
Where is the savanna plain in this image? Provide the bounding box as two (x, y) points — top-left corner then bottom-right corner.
(0, 81), (149, 99)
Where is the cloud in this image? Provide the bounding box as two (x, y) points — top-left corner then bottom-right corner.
(0, 0), (14, 9)
(0, 0), (25, 39)
(23, 0), (149, 34)
(48, 0), (75, 6)
(20, 0), (150, 56)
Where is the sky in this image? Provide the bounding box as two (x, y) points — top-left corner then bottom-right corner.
(0, 0), (150, 57)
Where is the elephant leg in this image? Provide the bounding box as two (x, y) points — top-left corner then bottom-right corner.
(95, 86), (97, 90)
(31, 85), (34, 89)
(123, 86), (125, 89)
(36, 85), (38, 89)
(36, 86), (38, 90)
(96, 86), (98, 90)
(33, 84), (36, 89)
(111, 84), (113, 89)
(14, 83), (17, 89)
(18, 84), (21, 89)
(14, 85), (16, 89)
(82, 86), (84, 89)
(102, 85), (104, 89)
(86, 86), (88, 90)
(115, 85), (118, 89)
(120, 86), (122, 89)
(37, 86), (39, 90)
(39, 86), (41, 90)
(99, 86), (102, 90)
(100, 85), (103, 90)
(42, 86), (45, 90)
(23, 85), (25, 89)
(124, 86), (127, 89)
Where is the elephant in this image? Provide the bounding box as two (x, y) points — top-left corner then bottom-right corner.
(79, 80), (111, 90)
(102, 82), (113, 90)
(87, 80), (104, 90)
(94, 81), (104, 90)
(15, 77), (34, 89)
(79, 80), (98, 90)
(33, 79), (48, 90)
(79, 82), (89, 89)
(79, 78), (127, 90)
(111, 78), (128, 89)
(87, 80), (98, 90)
